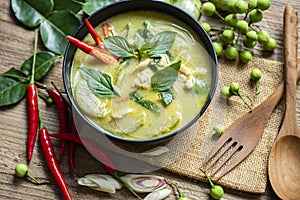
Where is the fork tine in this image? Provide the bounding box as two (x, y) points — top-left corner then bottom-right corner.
(214, 146), (249, 180)
(210, 144), (242, 176)
(202, 137), (233, 165)
(204, 139), (235, 170)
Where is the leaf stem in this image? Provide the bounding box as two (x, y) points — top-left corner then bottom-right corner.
(30, 30), (38, 85)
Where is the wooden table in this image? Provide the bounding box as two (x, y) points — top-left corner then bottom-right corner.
(0, 0), (299, 199)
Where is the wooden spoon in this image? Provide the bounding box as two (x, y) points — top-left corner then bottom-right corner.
(268, 4), (300, 200)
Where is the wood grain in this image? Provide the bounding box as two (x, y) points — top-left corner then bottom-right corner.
(0, 0), (299, 199)
(268, 4), (300, 200)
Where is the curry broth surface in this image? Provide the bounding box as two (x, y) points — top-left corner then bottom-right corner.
(71, 11), (213, 140)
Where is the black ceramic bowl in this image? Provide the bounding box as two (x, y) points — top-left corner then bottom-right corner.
(63, 0), (218, 144)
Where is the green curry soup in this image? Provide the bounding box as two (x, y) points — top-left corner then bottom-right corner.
(71, 11), (213, 140)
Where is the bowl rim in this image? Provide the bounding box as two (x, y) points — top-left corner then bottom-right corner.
(63, 0), (218, 143)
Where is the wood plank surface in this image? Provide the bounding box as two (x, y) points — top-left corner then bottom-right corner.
(0, 0), (299, 199)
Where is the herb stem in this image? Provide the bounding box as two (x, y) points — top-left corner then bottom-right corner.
(30, 30), (38, 85)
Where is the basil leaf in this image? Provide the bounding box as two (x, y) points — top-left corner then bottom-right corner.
(104, 36), (136, 58)
(151, 60), (181, 92)
(21, 51), (59, 81)
(83, 0), (117, 15)
(159, 90), (174, 105)
(11, 0), (54, 27)
(40, 10), (81, 55)
(140, 40), (159, 53)
(135, 22), (153, 49)
(79, 67), (119, 98)
(147, 31), (176, 56)
(54, 0), (85, 13)
(0, 75), (27, 106)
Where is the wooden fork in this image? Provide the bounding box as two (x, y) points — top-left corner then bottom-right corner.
(202, 61), (300, 181)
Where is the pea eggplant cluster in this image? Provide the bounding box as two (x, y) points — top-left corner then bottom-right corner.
(221, 68), (262, 112)
(199, 0), (276, 63)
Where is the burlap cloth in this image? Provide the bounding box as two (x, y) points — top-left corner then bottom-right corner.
(164, 56), (284, 194)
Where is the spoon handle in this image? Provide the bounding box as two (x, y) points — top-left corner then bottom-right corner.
(283, 4), (298, 128)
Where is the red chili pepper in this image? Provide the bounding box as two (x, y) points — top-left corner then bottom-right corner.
(66, 36), (115, 64)
(85, 19), (103, 47)
(102, 23), (115, 37)
(49, 133), (115, 174)
(39, 128), (72, 200)
(100, 23), (120, 62)
(27, 30), (39, 161)
(47, 88), (69, 155)
(68, 119), (77, 171)
(27, 84), (39, 161)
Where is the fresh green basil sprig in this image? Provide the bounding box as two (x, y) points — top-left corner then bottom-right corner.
(151, 60), (181, 92)
(103, 23), (176, 60)
(79, 67), (119, 98)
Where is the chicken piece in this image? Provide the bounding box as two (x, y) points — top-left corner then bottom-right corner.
(132, 67), (154, 89)
(179, 64), (192, 78)
(178, 64), (196, 90)
(157, 54), (170, 68)
(184, 76), (195, 90)
(133, 58), (152, 72)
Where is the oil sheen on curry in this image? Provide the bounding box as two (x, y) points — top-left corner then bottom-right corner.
(71, 11), (213, 140)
